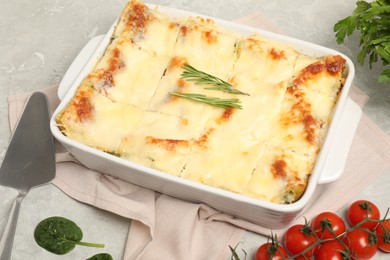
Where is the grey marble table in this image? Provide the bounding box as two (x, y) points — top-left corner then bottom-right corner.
(1, 0), (390, 259)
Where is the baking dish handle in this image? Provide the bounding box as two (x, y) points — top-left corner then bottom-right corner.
(317, 98), (362, 184)
(57, 35), (105, 100)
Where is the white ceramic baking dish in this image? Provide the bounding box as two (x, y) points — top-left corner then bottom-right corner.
(51, 3), (360, 228)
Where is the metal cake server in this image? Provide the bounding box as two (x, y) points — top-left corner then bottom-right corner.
(0, 92), (56, 260)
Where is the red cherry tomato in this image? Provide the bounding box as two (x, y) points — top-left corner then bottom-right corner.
(376, 219), (390, 253)
(284, 224), (317, 258)
(347, 200), (380, 230)
(316, 240), (349, 260)
(312, 212), (346, 240)
(255, 242), (288, 260)
(343, 229), (378, 259)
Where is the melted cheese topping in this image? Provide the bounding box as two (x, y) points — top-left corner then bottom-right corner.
(148, 16), (239, 130)
(57, 0), (347, 204)
(118, 111), (195, 176)
(57, 85), (142, 152)
(180, 35), (300, 194)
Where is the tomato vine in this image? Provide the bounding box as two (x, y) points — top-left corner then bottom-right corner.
(230, 200), (390, 259)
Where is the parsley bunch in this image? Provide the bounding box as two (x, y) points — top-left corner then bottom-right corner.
(334, 0), (390, 83)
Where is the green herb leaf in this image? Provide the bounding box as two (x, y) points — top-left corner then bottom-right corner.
(334, 16), (357, 44)
(181, 63), (249, 96)
(334, 0), (390, 84)
(34, 216), (105, 255)
(170, 92), (242, 109)
(87, 253), (113, 260)
(379, 68), (390, 83)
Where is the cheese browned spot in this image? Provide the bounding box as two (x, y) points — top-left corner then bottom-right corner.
(269, 48), (285, 60)
(302, 112), (318, 145)
(216, 108), (235, 124)
(197, 17), (214, 25)
(169, 22), (178, 29)
(202, 30), (218, 44)
(57, 85), (94, 127)
(194, 128), (214, 149)
(168, 56), (187, 71)
(294, 62), (325, 86)
(89, 70), (114, 90)
(74, 89), (94, 122)
(88, 46), (125, 91)
(281, 92), (319, 145)
(85, 41), (126, 92)
(109, 48), (125, 72)
(57, 0), (347, 204)
(294, 55), (345, 87)
(145, 136), (191, 152)
(246, 36), (261, 50)
(124, 1), (152, 35)
(271, 159), (287, 179)
(326, 55), (346, 76)
(176, 78), (187, 89)
(180, 26), (188, 37)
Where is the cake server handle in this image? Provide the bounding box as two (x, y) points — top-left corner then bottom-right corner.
(0, 192), (26, 260)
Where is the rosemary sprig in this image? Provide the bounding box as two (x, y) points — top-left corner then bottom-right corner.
(180, 64), (249, 96)
(170, 92), (242, 109)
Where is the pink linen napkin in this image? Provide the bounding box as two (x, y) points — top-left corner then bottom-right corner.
(7, 13), (390, 260)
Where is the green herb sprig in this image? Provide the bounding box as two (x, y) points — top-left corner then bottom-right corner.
(180, 64), (249, 95)
(170, 92), (242, 109)
(334, 0), (390, 83)
(170, 64), (247, 109)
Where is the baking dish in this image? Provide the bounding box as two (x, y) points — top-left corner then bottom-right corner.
(51, 3), (360, 228)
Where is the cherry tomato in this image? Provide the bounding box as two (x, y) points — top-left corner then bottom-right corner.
(316, 240), (349, 260)
(312, 212), (346, 240)
(284, 224), (317, 258)
(347, 200), (380, 230)
(376, 219), (390, 253)
(255, 242), (288, 260)
(343, 229), (378, 259)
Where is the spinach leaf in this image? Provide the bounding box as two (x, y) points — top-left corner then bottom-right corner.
(34, 216), (105, 255)
(87, 253), (114, 260)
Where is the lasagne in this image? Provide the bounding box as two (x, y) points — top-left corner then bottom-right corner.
(57, 0), (347, 204)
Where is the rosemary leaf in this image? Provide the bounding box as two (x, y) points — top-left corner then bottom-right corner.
(170, 92), (242, 109)
(180, 64), (249, 96)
